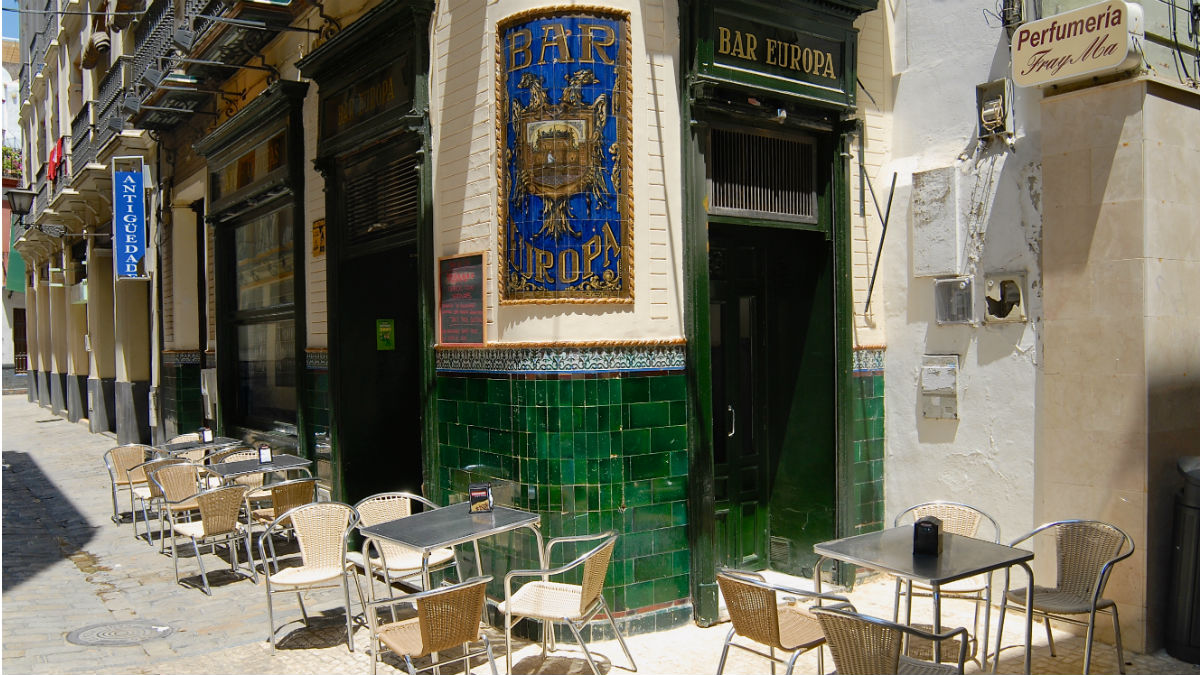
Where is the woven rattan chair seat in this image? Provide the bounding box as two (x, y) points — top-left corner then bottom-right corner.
(897, 655), (962, 675)
(375, 617), (425, 658)
(776, 604), (826, 651)
(115, 475), (148, 487)
(824, 657), (963, 675)
(269, 564), (349, 587)
(1006, 587), (1114, 615)
(498, 580), (585, 620)
(347, 546), (455, 575)
(172, 519), (247, 539)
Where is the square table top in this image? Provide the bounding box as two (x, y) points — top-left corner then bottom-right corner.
(814, 526), (1033, 586)
(360, 502), (540, 553)
(207, 453), (311, 478)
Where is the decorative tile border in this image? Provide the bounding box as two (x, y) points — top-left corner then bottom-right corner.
(305, 349), (328, 369)
(437, 344), (686, 374)
(853, 347), (884, 373)
(161, 350), (201, 366)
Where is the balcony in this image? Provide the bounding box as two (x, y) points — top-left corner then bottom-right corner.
(132, 0), (175, 93)
(41, 0), (60, 62)
(33, 167), (48, 221)
(95, 56), (132, 151)
(51, 136), (70, 200)
(129, 0), (299, 131)
(19, 63), (29, 107)
(70, 103), (95, 179)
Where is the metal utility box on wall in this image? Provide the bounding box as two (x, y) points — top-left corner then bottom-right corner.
(934, 276), (975, 325)
(984, 273), (1026, 323)
(912, 167), (962, 277)
(921, 354), (959, 420)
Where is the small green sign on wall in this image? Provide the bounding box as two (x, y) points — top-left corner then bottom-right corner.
(376, 319), (395, 351)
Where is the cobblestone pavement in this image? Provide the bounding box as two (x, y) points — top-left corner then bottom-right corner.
(4, 394), (1198, 674)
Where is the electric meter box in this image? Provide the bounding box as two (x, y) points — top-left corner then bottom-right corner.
(920, 354), (959, 420)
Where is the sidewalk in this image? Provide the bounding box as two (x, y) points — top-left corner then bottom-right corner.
(3, 394), (1196, 674)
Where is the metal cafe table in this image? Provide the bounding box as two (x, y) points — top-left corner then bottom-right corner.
(158, 437), (242, 456)
(813, 527), (1036, 675)
(359, 502), (544, 591)
(206, 453), (313, 484)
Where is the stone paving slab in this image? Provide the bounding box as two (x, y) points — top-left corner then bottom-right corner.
(4, 395), (1198, 675)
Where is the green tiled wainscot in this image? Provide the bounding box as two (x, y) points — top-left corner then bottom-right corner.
(434, 367), (692, 637)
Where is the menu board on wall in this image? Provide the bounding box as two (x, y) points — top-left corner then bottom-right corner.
(438, 252), (486, 345)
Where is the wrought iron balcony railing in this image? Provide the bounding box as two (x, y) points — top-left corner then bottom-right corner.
(70, 102), (94, 179)
(52, 136), (70, 198)
(132, 0), (175, 96)
(33, 168), (48, 219)
(95, 56), (132, 150)
(19, 63), (29, 105)
(42, 0), (59, 43)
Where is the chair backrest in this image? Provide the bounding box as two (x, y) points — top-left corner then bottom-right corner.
(716, 571), (783, 650)
(355, 492), (433, 560)
(220, 449), (264, 488)
(578, 535), (616, 615)
(106, 444), (153, 484)
(416, 576), (491, 655)
(134, 457), (187, 499)
(151, 463), (202, 503)
(813, 608), (903, 675)
(270, 478), (318, 516)
(167, 433), (201, 443)
(1050, 520), (1130, 599)
(286, 502), (356, 571)
(196, 485), (249, 537)
(895, 501), (999, 542)
(176, 447), (209, 463)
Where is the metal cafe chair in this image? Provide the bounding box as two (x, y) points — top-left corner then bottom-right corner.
(715, 568), (850, 675)
(892, 500), (1000, 662)
(258, 501), (366, 653)
(813, 605), (969, 675)
(993, 519), (1133, 675)
(365, 575), (498, 675)
(499, 530), (636, 675)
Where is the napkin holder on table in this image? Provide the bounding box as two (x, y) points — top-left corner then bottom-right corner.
(913, 516), (943, 556)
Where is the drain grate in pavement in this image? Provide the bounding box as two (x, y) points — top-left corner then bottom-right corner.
(66, 620), (174, 646)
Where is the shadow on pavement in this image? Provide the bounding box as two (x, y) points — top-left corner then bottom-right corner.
(2, 450), (97, 592)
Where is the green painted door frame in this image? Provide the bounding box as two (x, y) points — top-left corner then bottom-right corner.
(679, 0), (867, 626)
(297, 0), (436, 504)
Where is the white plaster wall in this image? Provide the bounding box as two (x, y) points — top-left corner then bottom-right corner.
(877, 0), (1044, 538)
(430, 0), (683, 344)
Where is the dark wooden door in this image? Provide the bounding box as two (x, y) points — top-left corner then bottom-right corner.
(709, 234), (769, 570)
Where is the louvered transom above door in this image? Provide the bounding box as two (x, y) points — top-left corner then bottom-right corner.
(340, 136), (421, 247)
(707, 128), (817, 222)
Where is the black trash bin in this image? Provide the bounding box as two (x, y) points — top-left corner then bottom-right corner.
(1167, 456), (1200, 663)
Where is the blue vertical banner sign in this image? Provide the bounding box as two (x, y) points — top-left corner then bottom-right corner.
(498, 8), (632, 303)
(113, 157), (146, 278)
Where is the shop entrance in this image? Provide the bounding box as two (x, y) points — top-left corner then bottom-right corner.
(330, 136), (424, 503)
(706, 129), (837, 578)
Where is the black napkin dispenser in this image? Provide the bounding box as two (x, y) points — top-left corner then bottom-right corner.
(913, 515), (943, 556)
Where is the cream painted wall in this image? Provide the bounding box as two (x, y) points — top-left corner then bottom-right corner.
(873, 0), (1043, 539)
(430, 0), (683, 344)
(1040, 79), (1200, 653)
(850, 8), (892, 346)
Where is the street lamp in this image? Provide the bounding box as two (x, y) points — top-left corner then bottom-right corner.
(5, 186), (36, 220)
(6, 187), (67, 238)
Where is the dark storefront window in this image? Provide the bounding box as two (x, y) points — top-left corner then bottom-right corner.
(231, 207), (296, 429)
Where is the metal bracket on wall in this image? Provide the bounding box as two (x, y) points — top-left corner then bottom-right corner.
(862, 164), (897, 315)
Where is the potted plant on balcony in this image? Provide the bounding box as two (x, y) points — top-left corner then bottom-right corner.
(2, 146), (22, 181)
